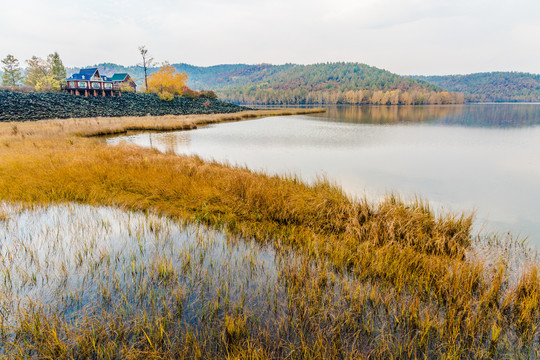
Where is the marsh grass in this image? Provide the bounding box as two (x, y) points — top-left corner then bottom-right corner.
(0, 109), (539, 358)
(0, 203), (538, 359)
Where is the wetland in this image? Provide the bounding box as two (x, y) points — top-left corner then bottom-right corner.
(0, 106), (539, 359)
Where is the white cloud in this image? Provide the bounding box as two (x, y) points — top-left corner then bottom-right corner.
(0, 0), (539, 74)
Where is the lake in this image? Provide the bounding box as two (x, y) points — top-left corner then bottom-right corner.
(108, 104), (540, 248)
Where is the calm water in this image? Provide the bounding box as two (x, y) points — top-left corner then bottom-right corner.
(108, 104), (540, 248)
(0, 203), (282, 332)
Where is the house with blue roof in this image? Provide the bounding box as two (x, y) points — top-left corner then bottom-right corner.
(65, 68), (136, 97)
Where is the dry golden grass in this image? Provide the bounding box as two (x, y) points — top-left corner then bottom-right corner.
(0, 108), (539, 358)
(0, 108), (326, 138)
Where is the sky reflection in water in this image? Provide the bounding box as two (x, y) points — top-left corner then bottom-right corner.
(109, 104), (540, 248)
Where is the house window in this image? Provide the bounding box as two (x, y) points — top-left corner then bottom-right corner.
(78, 82), (87, 88)
(91, 82), (101, 89)
(104, 83), (112, 89)
(69, 81), (75, 88)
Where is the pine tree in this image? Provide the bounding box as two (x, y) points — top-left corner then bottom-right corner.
(47, 52), (66, 83)
(1, 54), (23, 86)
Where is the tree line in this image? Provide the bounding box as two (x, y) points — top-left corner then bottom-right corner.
(1, 53), (66, 91)
(413, 72), (540, 102)
(178, 62), (465, 105)
(220, 88), (465, 105)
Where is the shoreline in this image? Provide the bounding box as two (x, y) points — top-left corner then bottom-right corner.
(1, 108), (326, 137)
(0, 108), (539, 357)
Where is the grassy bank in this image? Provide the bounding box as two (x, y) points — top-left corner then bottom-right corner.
(0, 109), (539, 358)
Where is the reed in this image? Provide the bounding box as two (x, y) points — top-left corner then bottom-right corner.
(0, 109), (538, 358)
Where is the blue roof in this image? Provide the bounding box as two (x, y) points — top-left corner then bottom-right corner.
(68, 68), (113, 82)
(79, 68), (98, 77)
(68, 74), (84, 80)
(68, 73), (113, 82)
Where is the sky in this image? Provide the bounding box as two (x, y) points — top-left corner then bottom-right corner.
(1, 0), (539, 75)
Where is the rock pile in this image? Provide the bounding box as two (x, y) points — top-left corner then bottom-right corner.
(0, 90), (247, 121)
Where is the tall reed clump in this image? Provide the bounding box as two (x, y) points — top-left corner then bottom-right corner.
(0, 110), (539, 358)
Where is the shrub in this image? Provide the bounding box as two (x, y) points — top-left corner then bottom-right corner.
(181, 86), (199, 100)
(199, 90), (218, 99)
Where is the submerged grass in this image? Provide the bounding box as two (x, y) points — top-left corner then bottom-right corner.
(0, 109), (539, 358)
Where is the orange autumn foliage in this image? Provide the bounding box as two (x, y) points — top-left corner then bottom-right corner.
(147, 64), (188, 101)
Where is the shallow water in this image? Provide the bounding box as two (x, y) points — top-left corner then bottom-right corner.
(0, 203), (397, 356)
(0, 203), (280, 331)
(0, 203), (536, 356)
(108, 104), (540, 248)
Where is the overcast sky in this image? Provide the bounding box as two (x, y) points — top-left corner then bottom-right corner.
(1, 0), (539, 75)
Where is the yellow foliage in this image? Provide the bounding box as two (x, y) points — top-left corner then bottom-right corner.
(35, 74), (61, 92)
(119, 83), (135, 93)
(147, 64), (188, 101)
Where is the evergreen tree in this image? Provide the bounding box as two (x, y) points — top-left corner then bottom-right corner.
(1, 54), (23, 86)
(47, 52), (66, 83)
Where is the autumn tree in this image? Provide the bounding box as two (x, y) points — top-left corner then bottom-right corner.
(388, 90), (400, 105)
(371, 90), (384, 104)
(1, 54), (23, 86)
(147, 63), (188, 101)
(25, 52), (67, 92)
(119, 83), (135, 93)
(25, 56), (49, 89)
(401, 91), (413, 105)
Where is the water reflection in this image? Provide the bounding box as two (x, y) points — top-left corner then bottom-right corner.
(313, 104), (540, 128)
(0, 203), (280, 330)
(108, 104), (540, 248)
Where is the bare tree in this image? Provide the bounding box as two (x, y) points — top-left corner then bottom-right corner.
(138, 45), (154, 91)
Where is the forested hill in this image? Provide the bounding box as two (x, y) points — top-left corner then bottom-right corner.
(68, 62), (464, 105)
(198, 63), (466, 105)
(412, 72), (540, 102)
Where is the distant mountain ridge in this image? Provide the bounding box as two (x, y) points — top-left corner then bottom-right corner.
(68, 62), (433, 90)
(67, 62), (463, 105)
(58, 64), (540, 104)
(412, 72), (540, 102)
